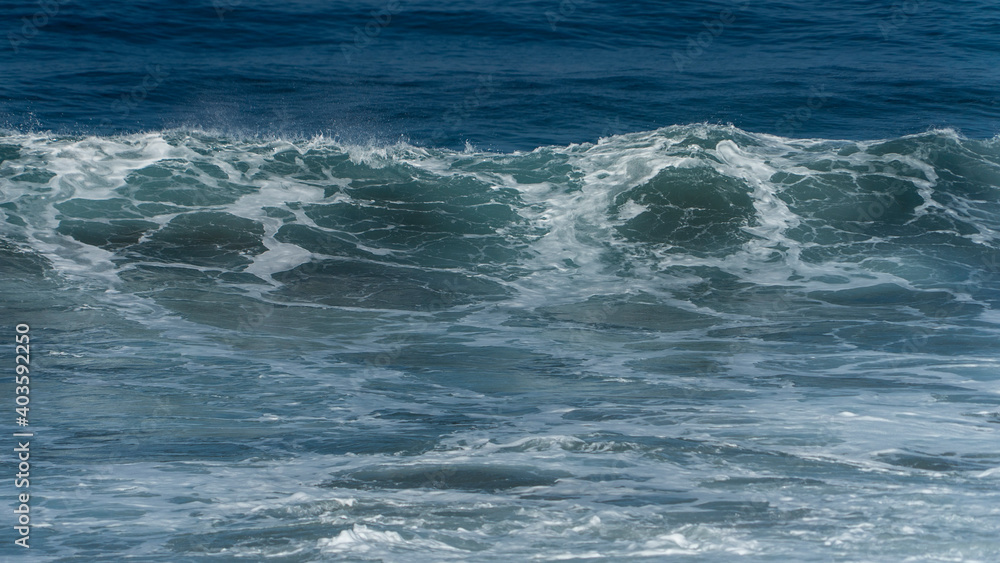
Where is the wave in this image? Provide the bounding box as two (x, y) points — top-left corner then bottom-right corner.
(2, 125), (999, 324)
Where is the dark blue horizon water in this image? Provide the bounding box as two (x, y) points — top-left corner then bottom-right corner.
(3, 0), (1000, 150)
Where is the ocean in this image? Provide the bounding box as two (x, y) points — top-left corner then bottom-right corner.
(2, 1), (1000, 561)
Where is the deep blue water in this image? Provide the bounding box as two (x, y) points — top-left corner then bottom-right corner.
(2, 1), (1000, 561)
(3, 0), (1000, 149)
